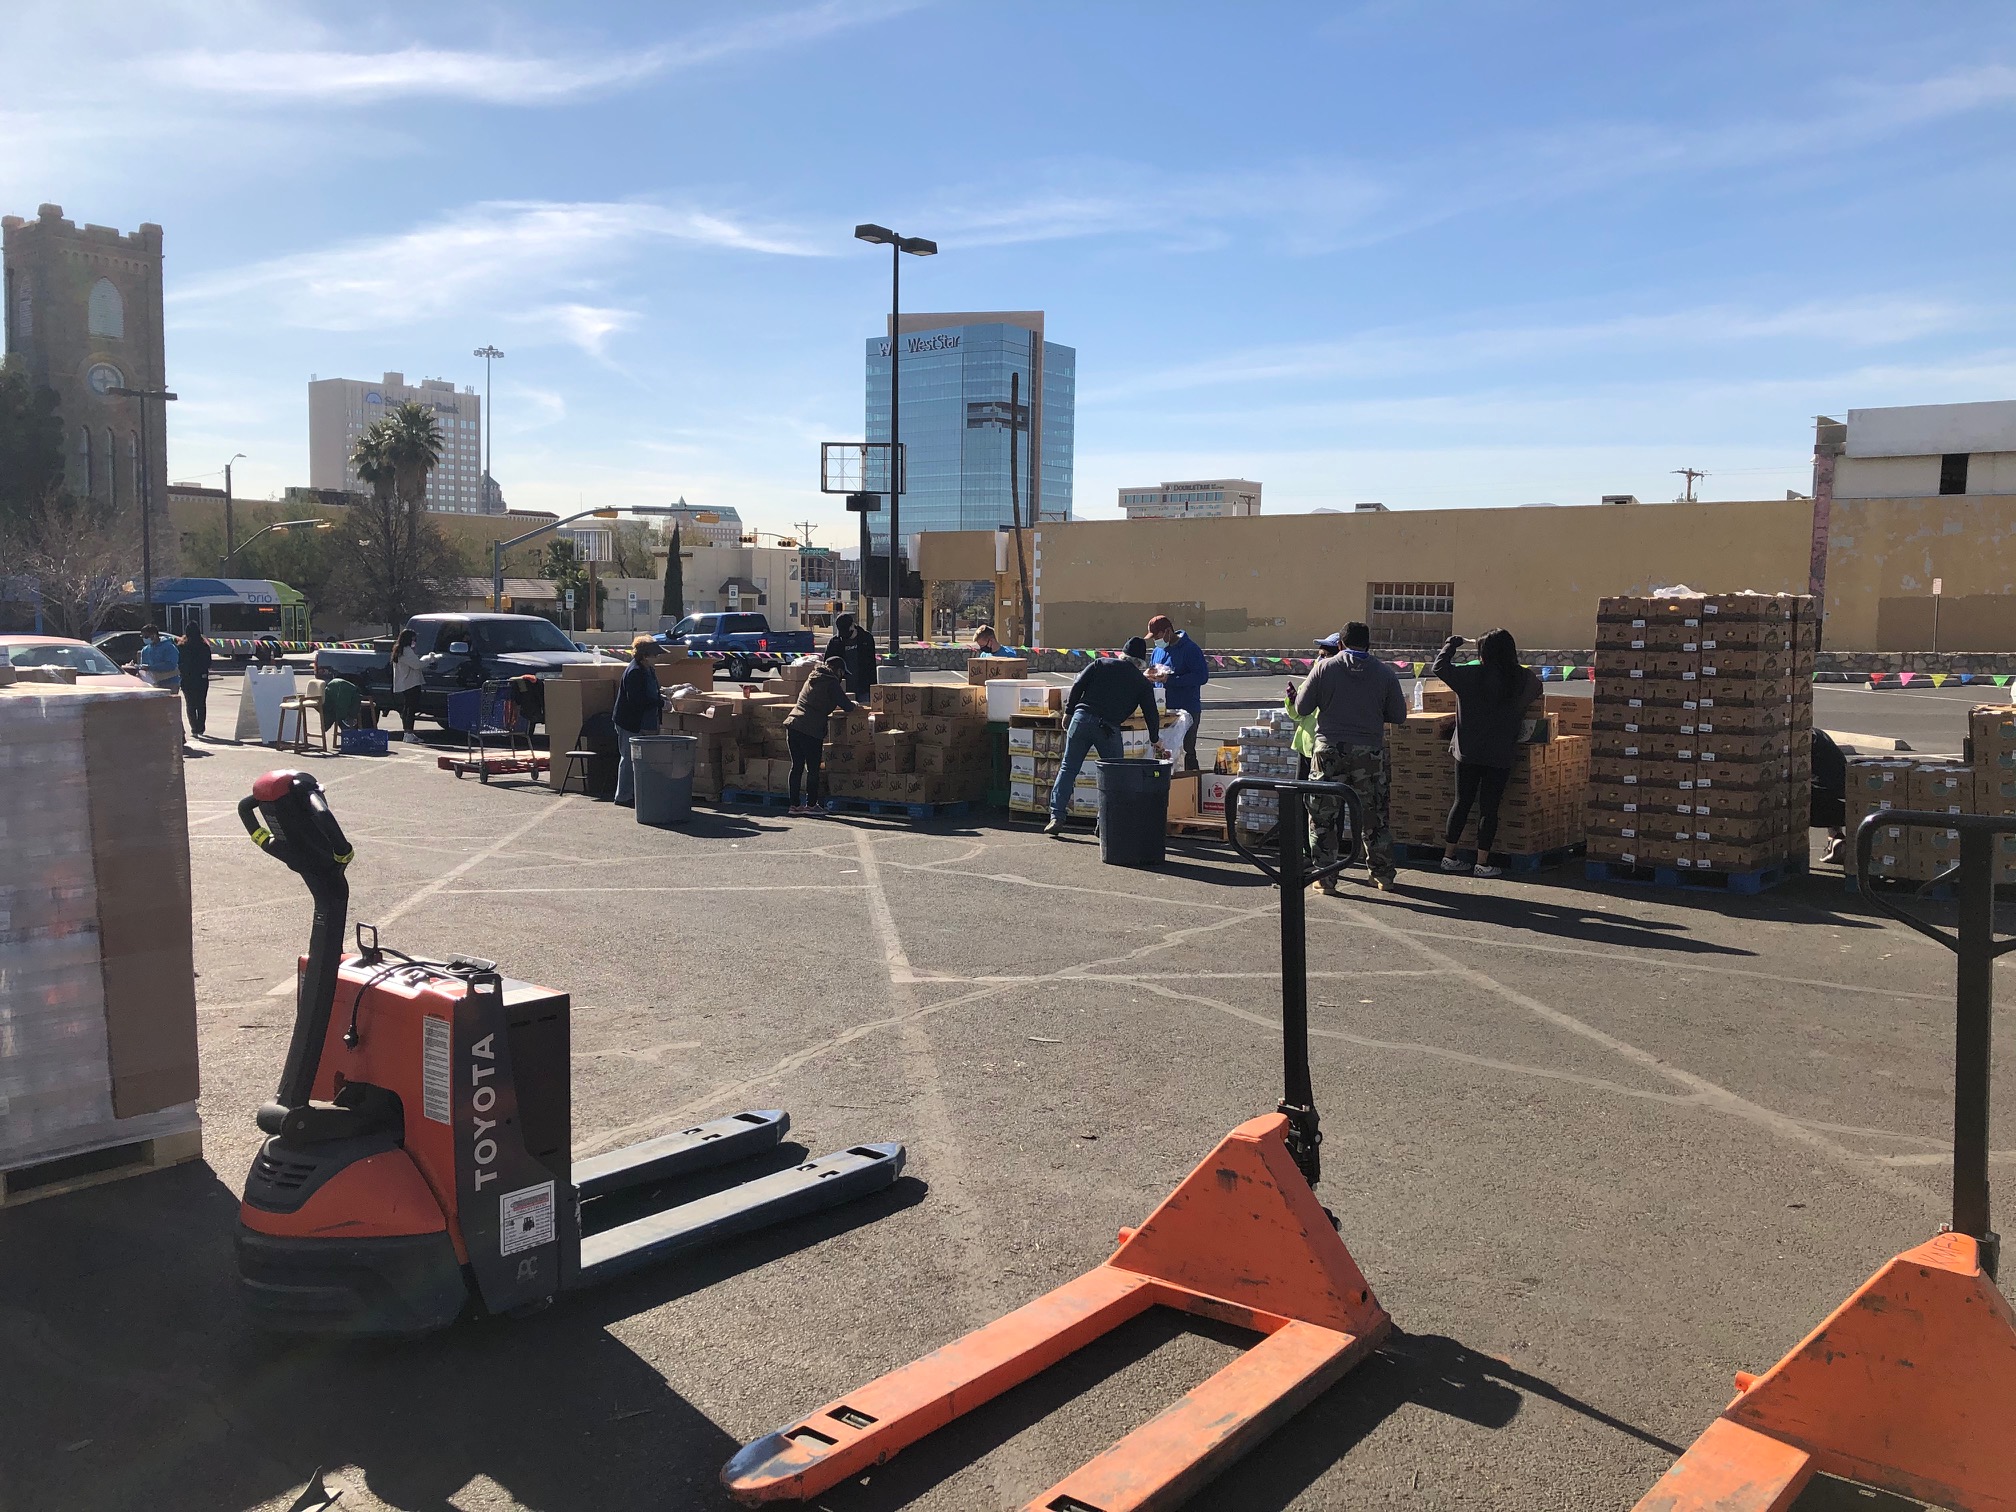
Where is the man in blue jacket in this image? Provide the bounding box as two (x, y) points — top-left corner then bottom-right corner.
(1146, 613), (1209, 770)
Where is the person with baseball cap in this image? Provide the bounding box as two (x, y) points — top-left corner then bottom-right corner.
(1046, 636), (1164, 837)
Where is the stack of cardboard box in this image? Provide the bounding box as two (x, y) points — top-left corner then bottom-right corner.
(1233, 710), (1300, 835)
(1006, 705), (1154, 816)
(821, 683), (993, 806)
(1387, 712), (1590, 855)
(662, 687), (755, 799)
(1587, 592), (1815, 874)
(1, 683), (203, 1183)
(1971, 708), (2016, 881)
(1848, 709), (2016, 884)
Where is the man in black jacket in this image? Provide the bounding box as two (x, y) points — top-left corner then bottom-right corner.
(826, 612), (878, 698)
(612, 638), (663, 807)
(1046, 636), (1164, 836)
(177, 629), (213, 738)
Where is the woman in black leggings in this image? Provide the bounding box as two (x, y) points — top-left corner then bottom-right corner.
(1433, 628), (1542, 878)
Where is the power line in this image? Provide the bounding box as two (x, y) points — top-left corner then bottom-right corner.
(1673, 467), (1708, 503)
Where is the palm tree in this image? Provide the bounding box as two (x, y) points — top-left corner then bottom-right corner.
(351, 423), (397, 509)
(384, 401), (444, 513)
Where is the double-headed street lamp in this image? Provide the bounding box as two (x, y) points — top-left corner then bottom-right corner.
(854, 223), (936, 663)
(489, 504), (681, 613)
(107, 384), (177, 622)
(221, 518), (331, 573)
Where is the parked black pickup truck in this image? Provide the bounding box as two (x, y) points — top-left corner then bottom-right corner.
(314, 613), (608, 724)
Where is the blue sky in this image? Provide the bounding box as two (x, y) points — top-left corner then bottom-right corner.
(8, 1), (2016, 538)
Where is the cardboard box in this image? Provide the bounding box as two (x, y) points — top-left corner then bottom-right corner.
(1907, 762), (1974, 817)
(1544, 695), (1592, 736)
(967, 656), (1029, 685)
(1199, 772), (1235, 814)
(545, 676), (618, 790)
(874, 730), (916, 773)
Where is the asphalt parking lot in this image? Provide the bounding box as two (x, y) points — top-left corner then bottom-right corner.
(3, 672), (2010, 1512)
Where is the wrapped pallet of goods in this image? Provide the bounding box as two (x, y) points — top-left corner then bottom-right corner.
(1387, 709), (1591, 863)
(1586, 591), (1814, 888)
(0, 681), (203, 1204)
(1233, 710), (1299, 837)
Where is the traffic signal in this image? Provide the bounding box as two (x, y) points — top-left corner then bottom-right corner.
(740, 533), (758, 544)
(777, 537), (798, 547)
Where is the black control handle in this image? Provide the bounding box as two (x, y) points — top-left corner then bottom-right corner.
(243, 771), (354, 1115)
(1222, 777), (1363, 1190)
(1854, 809), (2015, 1277)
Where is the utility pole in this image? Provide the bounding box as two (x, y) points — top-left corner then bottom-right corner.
(223, 452), (246, 569)
(1674, 467), (1708, 503)
(474, 345), (504, 512)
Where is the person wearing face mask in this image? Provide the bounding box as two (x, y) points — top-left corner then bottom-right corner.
(1294, 620), (1407, 893)
(1145, 613), (1210, 771)
(1046, 636), (1165, 837)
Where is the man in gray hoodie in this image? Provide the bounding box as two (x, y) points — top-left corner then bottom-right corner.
(1294, 621), (1407, 891)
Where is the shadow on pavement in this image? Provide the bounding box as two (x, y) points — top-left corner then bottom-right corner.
(1346, 881), (1757, 958)
(0, 1157), (925, 1512)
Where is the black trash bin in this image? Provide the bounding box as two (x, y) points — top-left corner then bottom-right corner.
(1096, 758), (1171, 868)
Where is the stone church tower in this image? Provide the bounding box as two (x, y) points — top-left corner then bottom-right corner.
(2, 204), (168, 516)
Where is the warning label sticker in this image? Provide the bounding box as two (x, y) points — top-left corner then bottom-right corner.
(499, 1181), (556, 1256)
(422, 1017), (451, 1124)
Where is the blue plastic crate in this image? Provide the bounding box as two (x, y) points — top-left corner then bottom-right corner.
(339, 727), (390, 756)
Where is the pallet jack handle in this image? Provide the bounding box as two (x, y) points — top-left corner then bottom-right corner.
(1225, 777), (1361, 1188)
(239, 771), (355, 1116)
(1855, 809), (2014, 1278)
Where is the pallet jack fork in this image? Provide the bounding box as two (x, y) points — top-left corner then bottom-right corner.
(723, 779), (1388, 1511)
(1634, 811), (2016, 1512)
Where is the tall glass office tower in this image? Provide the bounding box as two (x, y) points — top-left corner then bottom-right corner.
(864, 311), (1074, 547)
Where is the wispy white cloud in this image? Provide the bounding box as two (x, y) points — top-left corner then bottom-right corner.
(1087, 297), (1983, 403)
(169, 200), (823, 351)
(913, 61), (2016, 258)
(141, 0), (926, 105)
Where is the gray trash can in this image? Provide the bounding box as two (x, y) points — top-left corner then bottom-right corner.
(630, 734), (697, 826)
(1095, 759), (1171, 867)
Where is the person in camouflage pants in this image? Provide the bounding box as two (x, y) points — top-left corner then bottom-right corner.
(1308, 739), (1394, 887)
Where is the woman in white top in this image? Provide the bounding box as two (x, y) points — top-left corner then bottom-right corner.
(391, 628), (426, 744)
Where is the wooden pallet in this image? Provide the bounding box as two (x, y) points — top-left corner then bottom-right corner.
(1167, 814), (1228, 839)
(824, 797), (977, 820)
(719, 788), (794, 809)
(1584, 855), (1806, 896)
(2, 1125), (204, 1209)
(1394, 840), (1584, 875)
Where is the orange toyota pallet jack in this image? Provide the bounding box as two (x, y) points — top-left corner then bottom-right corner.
(723, 777), (1392, 1510)
(1635, 810), (2016, 1512)
(235, 770), (905, 1334)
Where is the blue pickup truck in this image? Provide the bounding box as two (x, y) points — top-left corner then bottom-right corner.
(658, 612), (815, 681)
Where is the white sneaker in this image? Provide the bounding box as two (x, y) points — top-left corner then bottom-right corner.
(1473, 863), (1505, 879)
(1439, 856), (1468, 872)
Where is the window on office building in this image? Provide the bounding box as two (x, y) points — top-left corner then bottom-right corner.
(1366, 582), (1455, 650)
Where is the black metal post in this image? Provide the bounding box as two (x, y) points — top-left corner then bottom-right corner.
(1277, 784), (1320, 1184)
(223, 457), (236, 570)
(137, 397), (154, 622)
(886, 241), (901, 662)
(1955, 824), (1994, 1255)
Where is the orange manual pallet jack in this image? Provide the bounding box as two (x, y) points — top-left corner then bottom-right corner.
(1635, 810), (2016, 1512)
(723, 778), (1390, 1510)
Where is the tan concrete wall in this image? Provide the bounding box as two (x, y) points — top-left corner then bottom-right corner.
(1824, 494), (2016, 650)
(1025, 498), (1814, 651)
(164, 493), (559, 576)
(914, 492), (2016, 652)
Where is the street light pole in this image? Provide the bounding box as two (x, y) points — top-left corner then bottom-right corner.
(109, 386), (178, 622)
(474, 345), (504, 512)
(223, 452), (246, 568)
(220, 518), (332, 572)
(854, 224), (936, 664)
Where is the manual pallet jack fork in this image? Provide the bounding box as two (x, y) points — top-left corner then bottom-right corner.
(1635, 810), (2016, 1512)
(724, 778), (1390, 1511)
(234, 770), (904, 1334)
